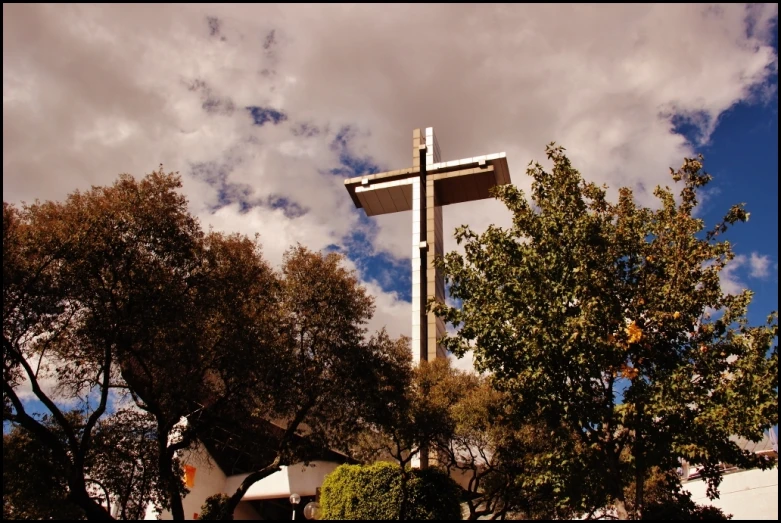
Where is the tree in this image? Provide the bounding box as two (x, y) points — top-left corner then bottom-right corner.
(433, 145), (778, 519)
(88, 409), (165, 520)
(354, 356), (588, 520)
(4, 416), (87, 520)
(4, 195), (124, 520)
(3, 170), (224, 520)
(3, 410), (161, 520)
(441, 378), (597, 520)
(627, 467), (731, 520)
(352, 357), (471, 520)
(216, 246), (412, 518)
(320, 461), (463, 520)
(4, 170), (412, 520)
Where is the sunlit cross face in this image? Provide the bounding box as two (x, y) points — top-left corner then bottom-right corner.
(344, 127), (512, 364)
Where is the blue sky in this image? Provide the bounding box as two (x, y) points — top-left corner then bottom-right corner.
(681, 52), (778, 327)
(3, 4), (778, 385)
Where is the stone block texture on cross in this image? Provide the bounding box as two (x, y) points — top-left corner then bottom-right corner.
(344, 127), (511, 364)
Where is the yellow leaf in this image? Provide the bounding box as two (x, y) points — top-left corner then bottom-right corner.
(625, 321), (643, 344)
(620, 364), (639, 379)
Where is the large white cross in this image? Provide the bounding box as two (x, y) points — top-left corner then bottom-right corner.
(344, 127), (511, 364)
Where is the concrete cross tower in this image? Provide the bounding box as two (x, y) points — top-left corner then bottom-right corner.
(344, 127), (512, 365)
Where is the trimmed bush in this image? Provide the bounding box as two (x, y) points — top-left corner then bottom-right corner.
(199, 493), (233, 520)
(320, 461), (462, 520)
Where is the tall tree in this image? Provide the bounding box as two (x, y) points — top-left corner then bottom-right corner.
(4, 196), (120, 520)
(440, 377), (597, 520)
(4, 170), (219, 519)
(433, 145), (778, 519)
(4, 170), (413, 520)
(3, 171), (281, 519)
(3, 410), (161, 520)
(217, 246), (412, 518)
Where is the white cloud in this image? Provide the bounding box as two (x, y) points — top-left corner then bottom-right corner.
(449, 350), (478, 375)
(12, 353), (91, 411)
(361, 280), (411, 340)
(719, 254), (748, 296)
(748, 252), (772, 279)
(3, 4), (778, 375)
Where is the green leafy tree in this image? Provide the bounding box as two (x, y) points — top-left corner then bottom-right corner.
(627, 467), (731, 520)
(353, 358), (471, 519)
(442, 379), (597, 520)
(433, 145), (778, 519)
(354, 356), (588, 520)
(320, 461), (463, 520)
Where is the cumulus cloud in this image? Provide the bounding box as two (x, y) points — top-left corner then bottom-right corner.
(748, 252), (772, 279)
(3, 4), (778, 365)
(720, 254), (748, 296)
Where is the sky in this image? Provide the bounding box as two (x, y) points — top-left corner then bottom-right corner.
(3, 4), (778, 378)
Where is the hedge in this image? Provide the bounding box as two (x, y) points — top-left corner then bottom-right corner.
(320, 461), (462, 520)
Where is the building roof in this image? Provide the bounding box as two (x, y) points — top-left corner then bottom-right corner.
(729, 433), (776, 455)
(194, 415), (352, 477)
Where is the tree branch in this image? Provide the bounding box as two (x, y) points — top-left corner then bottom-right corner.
(4, 334), (79, 454)
(81, 344), (113, 457)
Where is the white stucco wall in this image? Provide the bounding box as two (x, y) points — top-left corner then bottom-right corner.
(682, 467), (778, 520)
(147, 446), (259, 520)
(143, 447), (340, 520)
(224, 460), (340, 501)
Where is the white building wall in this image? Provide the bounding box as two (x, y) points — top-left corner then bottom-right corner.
(144, 446), (341, 520)
(682, 467), (778, 520)
(147, 446), (260, 520)
(223, 460), (340, 501)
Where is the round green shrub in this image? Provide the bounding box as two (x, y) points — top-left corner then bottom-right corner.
(320, 461), (462, 520)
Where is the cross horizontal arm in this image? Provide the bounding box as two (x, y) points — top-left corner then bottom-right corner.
(344, 153), (510, 216)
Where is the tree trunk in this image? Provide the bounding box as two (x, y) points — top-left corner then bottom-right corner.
(68, 486), (115, 521)
(614, 498), (630, 520)
(167, 471), (186, 521)
(158, 437), (185, 520)
(398, 465), (410, 521)
(634, 404), (645, 520)
(221, 458), (282, 519)
(607, 448), (629, 520)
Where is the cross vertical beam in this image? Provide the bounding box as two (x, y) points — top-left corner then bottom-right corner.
(424, 128), (445, 363)
(411, 128), (446, 365)
(411, 129), (425, 363)
(343, 127), (512, 367)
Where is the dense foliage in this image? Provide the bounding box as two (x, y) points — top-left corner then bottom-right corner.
(354, 357), (589, 520)
(320, 461), (463, 520)
(3, 169), (409, 520)
(3, 410), (161, 520)
(433, 145), (778, 519)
